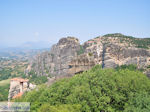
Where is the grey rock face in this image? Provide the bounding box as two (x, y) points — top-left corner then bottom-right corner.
(28, 37), (80, 76)
(138, 57), (147, 68)
(68, 53), (96, 74)
(103, 60), (118, 68)
(125, 58), (138, 65)
(27, 36), (150, 77)
(102, 44), (150, 69)
(146, 70), (150, 78)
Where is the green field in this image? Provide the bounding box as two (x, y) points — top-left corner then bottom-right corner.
(0, 79), (10, 101)
(0, 79), (10, 86)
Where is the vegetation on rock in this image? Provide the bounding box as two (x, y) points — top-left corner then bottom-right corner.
(29, 74), (48, 85)
(77, 45), (85, 55)
(103, 33), (150, 49)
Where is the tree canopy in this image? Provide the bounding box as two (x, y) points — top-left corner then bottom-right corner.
(15, 65), (150, 112)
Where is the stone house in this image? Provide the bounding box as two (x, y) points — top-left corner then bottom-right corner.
(8, 78), (36, 101)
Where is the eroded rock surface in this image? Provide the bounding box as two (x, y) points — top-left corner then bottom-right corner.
(26, 37), (80, 76)
(26, 34), (150, 77)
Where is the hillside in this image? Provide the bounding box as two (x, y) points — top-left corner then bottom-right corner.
(15, 65), (150, 112)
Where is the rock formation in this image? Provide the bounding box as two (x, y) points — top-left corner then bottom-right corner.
(68, 53), (96, 74)
(26, 37), (80, 76)
(26, 33), (150, 77)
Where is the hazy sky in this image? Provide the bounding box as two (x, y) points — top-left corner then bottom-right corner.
(0, 0), (150, 48)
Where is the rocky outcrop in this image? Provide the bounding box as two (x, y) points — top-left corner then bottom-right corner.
(26, 34), (150, 77)
(68, 53), (96, 74)
(27, 37), (80, 76)
(102, 44), (150, 68)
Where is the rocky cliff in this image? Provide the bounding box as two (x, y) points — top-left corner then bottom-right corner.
(26, 33), (150, 77)
(26, 37), (80, 76)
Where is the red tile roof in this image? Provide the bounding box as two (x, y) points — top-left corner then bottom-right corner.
(87, 41), (94, 44)
(11, 78), (29, 82)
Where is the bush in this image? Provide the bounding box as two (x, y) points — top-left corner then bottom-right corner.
(77, 45), (85, 55)
(115, 64), (137, 71)
(29, 75), (48, 85)
(88, 52), (93, 56)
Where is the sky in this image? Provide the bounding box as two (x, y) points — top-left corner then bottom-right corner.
(0, 0), (150, 48)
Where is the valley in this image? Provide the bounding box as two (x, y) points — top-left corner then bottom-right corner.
(0, 33), (150, 111)
(0, 48), (49, 101)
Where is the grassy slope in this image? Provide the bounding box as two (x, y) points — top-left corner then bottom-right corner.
(0, 79), (10, 101)
(0, 79), (10, 86)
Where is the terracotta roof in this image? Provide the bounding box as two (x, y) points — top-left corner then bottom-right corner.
(12, 92), (23, 99)
(87, 41), (94, 44)
(11, 78), (29, 82)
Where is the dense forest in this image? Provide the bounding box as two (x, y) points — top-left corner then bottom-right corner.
(15, 65), (150, 112)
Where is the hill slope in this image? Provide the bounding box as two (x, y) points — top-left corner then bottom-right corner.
(16, 65), (150, 112)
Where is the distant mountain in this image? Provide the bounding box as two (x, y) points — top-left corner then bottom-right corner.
(0, 48), (49, 60)
(0, 42), (52, 60)
(20, 41), (52, 49)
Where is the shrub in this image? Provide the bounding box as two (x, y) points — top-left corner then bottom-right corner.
(77, 45), (85, 55)
(115, 64), (137, 71)
(29, 74), (48, 85)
